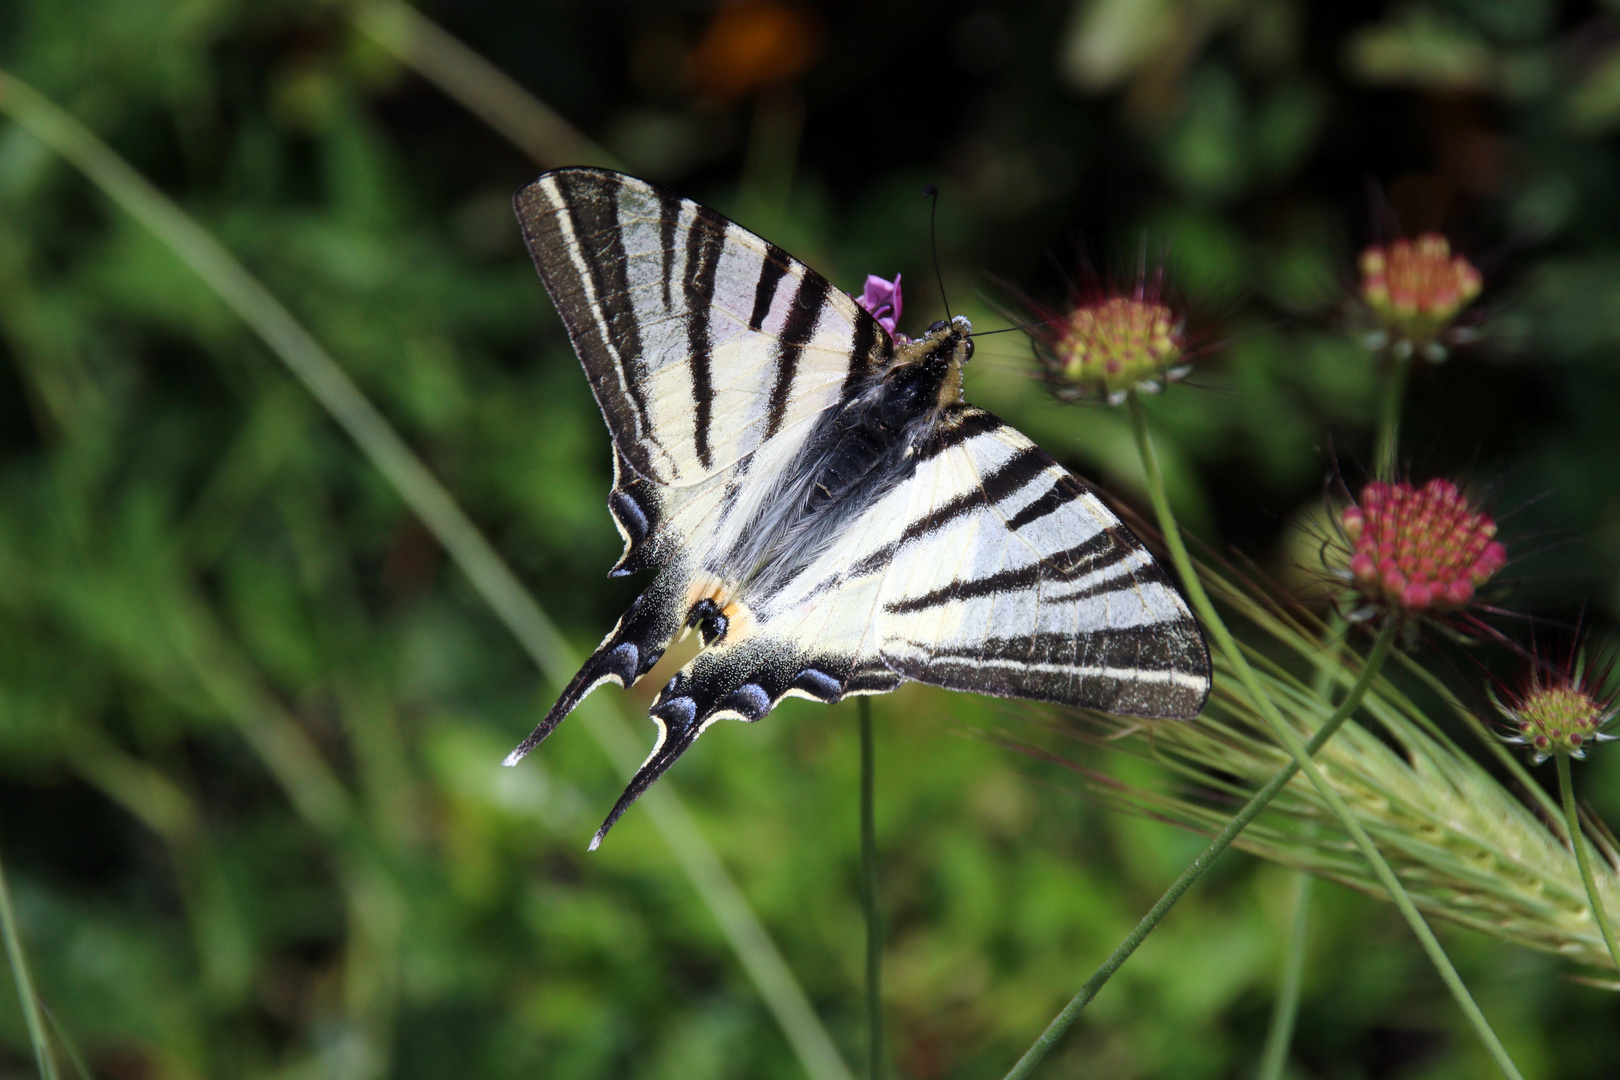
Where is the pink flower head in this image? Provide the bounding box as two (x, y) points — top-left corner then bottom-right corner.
(856, 273), (903, 336)
(1338, 478), (1506, 620)
(1025, 258), (1204, 405)
(1358, 233), (1482, 360)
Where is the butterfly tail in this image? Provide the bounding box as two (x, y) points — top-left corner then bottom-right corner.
(586, 693), (710, 850)
(587, 647), (899, 848)
(503, 582), (682, 767)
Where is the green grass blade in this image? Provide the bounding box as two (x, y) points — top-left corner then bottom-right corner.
(0, 67), (853, 1080)
(0, 841), (60, 1080)
(1255, 870), (1312, 1080)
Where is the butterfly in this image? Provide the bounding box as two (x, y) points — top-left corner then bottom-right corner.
(508, 168), (1211, 848)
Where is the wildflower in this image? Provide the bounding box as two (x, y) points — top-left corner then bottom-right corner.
(1031, 270), (1194, 405)
(855, 273), (903, 337)
(1335, 478), (1506, 621)
(1496, 647), (1618, 764)
(1359, 233), (1482, 360)
(688, 0), (824, 104)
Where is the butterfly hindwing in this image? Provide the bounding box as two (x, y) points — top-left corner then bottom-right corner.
(872, 408), (1210, 717)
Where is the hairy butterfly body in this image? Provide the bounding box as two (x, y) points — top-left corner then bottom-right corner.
(510, 168), (1210, 848)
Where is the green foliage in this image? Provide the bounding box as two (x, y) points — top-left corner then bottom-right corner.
(3, 0), (1620, 1078)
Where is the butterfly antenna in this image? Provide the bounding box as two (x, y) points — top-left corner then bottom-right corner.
(923, 184), (951, 320)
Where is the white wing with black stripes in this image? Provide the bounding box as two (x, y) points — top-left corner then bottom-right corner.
(509, 167), (1210, 848)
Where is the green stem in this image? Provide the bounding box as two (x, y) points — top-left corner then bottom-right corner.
(1255, 870), (1313, 1080)
(1252, 614), (1344, 1079)
(1374, 351), (1411, 480)
(40, 1000), (93, 1080)
(1002, 619), (1399, 1080)
(858, 697), (883, 1080)
(1556, 754), (1620, 974)
(1124, 394), (1523, 1080)
(0, 842), (60, 1080)
(0, 68), (854, 1080)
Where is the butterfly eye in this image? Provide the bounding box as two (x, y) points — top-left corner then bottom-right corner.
(961, 338), (975, 361)
(927, 319), (948, 334)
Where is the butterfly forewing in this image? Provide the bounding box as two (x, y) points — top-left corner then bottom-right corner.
(515, 169), (884, 489)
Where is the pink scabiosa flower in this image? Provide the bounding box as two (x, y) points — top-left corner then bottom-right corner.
(1332, 477), (1507, 625)
(1359, 233), (1483, 361)
(1029, 267), (1196, 406)
(855, 273), (903, 337)
(1496, 646), (1618, 764)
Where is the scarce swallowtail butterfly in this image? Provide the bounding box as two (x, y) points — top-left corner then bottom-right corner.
(508, 168), (1211, 848)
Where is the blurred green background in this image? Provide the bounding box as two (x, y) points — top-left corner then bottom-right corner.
(3, 0), (1620, 1077)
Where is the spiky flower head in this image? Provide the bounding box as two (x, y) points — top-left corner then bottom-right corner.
(1359, 233), (1482, 360)
(1497, 648), (1618, 764)
(1031, 268), (1194, 406)
(1336, 478), (1506, 620)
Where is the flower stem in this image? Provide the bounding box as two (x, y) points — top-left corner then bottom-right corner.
(1124, 394), (1523, 1080)
(1555, 753), (1620, 974)
(1255, 869), (1313, 1080)
(1253, 614), (1343, 1079)
(858, 696), (883, 1080)
(0, 841), (60, 1080)
(1374, 351), (1411, 480)
(1001, 616), (1399, 1080)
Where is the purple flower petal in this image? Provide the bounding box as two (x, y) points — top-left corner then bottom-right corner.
(854, 273), (902, 335)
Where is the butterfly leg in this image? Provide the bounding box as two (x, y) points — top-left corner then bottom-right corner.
(503, 576), (685, 767)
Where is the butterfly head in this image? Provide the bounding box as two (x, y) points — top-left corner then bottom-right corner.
(892, 314), (974, 410)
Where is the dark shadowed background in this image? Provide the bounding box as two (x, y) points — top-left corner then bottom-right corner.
(2, 0), (1619, 1077)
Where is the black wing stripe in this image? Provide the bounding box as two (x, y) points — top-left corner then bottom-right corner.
(560, 173), (649, 431)
(882, 530), (1137, 615)
(766, 274), (832, 439)
(683, 206), (727, 471)
(924, 626), (1200, 671)
(842, 445), (1053, 580)
(658, 194), (680, 311)
(844, 309), (884, 395)
(1003, 477), (1081, 532)
(917, 408), (1001, 461)
(911, 445), (1049, 542)
(1041, 566), (1163, 605)
(518, 173), (665, 478)
(749, 243), (791, 332)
